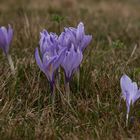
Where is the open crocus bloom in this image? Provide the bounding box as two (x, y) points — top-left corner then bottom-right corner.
(0, 25), (13, 55)
(120, 74), (140, 122)
(35, 31), (65, 91)
(59, 22), (91, 83)
(59, 22), (92, 52)
(39, 30), (59, 55)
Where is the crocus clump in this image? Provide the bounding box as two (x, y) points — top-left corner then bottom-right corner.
(0, 25), (14, 74)
(120, 74), (140, 125)
(35, 22), (92, 104)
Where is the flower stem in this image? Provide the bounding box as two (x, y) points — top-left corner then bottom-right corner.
(126, 113), (129, 127)
(7, 54), (15, 75)
(50, 82), (55, 111)
(65, 82), (70, 104)
(56, 68), (61, 89)
(76, 68), (80, 92)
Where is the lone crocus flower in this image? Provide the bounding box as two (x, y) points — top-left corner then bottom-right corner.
(35, 31), (65, 105)
(0, 25), (14, 74)
(120, 74), (140, 125)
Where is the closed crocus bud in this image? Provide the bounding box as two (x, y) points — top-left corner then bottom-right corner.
(120, 74), (140, 126)
(0, 24), (13, 56)
(0, 25), (15, 74)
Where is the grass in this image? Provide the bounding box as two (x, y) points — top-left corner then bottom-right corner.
(0, 0), (140, 139)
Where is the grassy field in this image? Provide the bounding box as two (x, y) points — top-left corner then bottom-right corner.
(0, 0), (140, 139)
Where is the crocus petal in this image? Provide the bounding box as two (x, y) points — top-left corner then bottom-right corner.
(120, 74), (132, 99)
(35, 47), (56, 82)
(0, 28), (7, 54)
(40, 35), (46, 54)
(76, 22), (84, 41)
(132, 89), (140, 104)
(61, 52), (71, 79)
(69, 27), (77, 33)
(43, 58), (57, 82)
(40, 30), (53, 54)
(130, 82), (138, 103)
(59, 32), (70, 48)
(35, 47), (44, 72)
(1, 26), (8, 44)
(81, 35), (92, 51)
(61, 45), (83, 80)
(42, 30), (48, 36)
(72, 48), (83, 69)
(61, 45), (75, 79)
(5, 25), (13, 54)
(59, 32), (65, 44)
(65, 28), (76, 44)
(43, 54), (56, 70)
(7, 25), (13, 45)
(52, 48), (66, 71)
(66, 45), (75, 70)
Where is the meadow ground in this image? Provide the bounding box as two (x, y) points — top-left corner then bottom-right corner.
(0, 0), (140, 139)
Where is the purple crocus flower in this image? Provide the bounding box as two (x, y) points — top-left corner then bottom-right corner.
(0, 25), (15, 74)
(35, 31), (65, 92)
(60, 22), (92, 81)
(59, 22), (92, 52)
(120, 74), (140, 124)
(61, 44), (83, 82)
(61, 43), (83, 103)
(39, 30), (59, 55)
(59, 22), (92, 102)
(0, 25), (13, 56)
